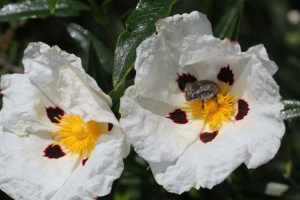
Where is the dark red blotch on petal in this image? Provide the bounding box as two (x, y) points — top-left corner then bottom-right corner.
(200, 131), (218, 143)
(217, 65), (234, 85)
(167, 109), (188, 124)
(43, 144), (66, 159)
(176, 73), (198, 92)
(235, 99), (250, 121)
(46, 106), (64, 123)
(108, 123), (113, 131)
(82, 158), (89, 166)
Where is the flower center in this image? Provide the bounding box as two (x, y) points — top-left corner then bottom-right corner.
(204, 99), (219, 113)
(51, 114), (108, 157)
(183, 83), (236, 129)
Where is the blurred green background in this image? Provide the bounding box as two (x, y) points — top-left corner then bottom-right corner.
(1, 0), (300, 199)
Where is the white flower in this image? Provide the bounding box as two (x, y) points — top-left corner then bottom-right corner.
(0, 42), (130, 200)
(120, 11), (285, 194)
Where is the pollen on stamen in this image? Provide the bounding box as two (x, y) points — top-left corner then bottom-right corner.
(51, 114), (109, 157)
(183, 83), (236, 129)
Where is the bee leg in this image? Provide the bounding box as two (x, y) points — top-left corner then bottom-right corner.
(214, 95), (219, 107)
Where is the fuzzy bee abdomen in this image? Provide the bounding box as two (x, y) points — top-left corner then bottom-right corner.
(184, 80), (220, 102)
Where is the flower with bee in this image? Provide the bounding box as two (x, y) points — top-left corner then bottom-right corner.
(0, 42), (130, 200)
(120, 11), (285, 194)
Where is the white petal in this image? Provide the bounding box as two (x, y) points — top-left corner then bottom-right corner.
(57, 66), (118, 125)
(23, 42), (112, 107)
(0, 127), (80, 200)
(149, 124), (247, 194)
(234, 55), (284, 168)
(0, 74), (55, 136)
(135, 33), (184, 106)
(245, 44), (278, 75)
(134, 12), (212, 106)
(51, 128), (126, 199)
(156, 11), (212, 60)
(120, 86), (203, 162)
(179, 35), (241, 68)
(178, 36), (250, 91)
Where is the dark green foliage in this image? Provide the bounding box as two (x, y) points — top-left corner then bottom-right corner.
(214, 0), (244, 39)
(1, 0), (300, 199)
(0, 0), (90, 22)
(112, 0), (176, 88)
(282, 100), (300, 120)
(46, 0), (60, 14)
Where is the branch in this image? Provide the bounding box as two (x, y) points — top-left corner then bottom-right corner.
(0, 58), (24, 73)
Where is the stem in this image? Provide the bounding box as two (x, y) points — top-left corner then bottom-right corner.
(0, 58), (23, 73)
(281, 130), (300, 191)
(283, 133), (292, 179)
(286, 177), (300, 191)
(87, 0), (117, 47)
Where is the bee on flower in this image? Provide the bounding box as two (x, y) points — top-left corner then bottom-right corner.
(120, 11), (285, 194)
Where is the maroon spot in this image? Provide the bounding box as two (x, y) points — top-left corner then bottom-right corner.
(82, 158), (89, 166)
(167, 109), (188, 124)
(43, 144), (66, 159)
(108, 123), (113, 131)
(235, 99), (250, 121)
(46, 106), (64, 123)
(217, 65), (234, 85)
(200, 131), (218, 143)
(92, 197), (98, 200)
(0, 88), (2, 93)
(176, 73), (198, 92)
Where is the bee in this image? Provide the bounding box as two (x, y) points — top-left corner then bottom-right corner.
(184, 80), (220, 109)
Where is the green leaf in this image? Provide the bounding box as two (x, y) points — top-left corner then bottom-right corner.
(282, 100), (300, 120)
(112, 0), (176, 88)
(224, 12), (242, 41)
(87, 39), (112, 93)
(0, 0), (90, 22)
(100, 0), (113, 11)
(46, 0), (60, 14)
(214, 0), (244, 39)
(67, 23), (114, 75)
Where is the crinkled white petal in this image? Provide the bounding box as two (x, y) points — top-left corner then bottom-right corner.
(51, 127), (127, 200)
(178, 35), (250, 89)
(0, 74), (56, 136)
(245, 44), (278, 75)
(155, 11), (212, 60)
(120, 86), (202, 162)
(149, 123), (247, 194)
(135, 34), (185, 106)
(57, 66), (118, 125)
(121, 10), (285, 194)
(0, 127), (79, 200)
(179, 35), (241, 68)
(134, 12), (212, 106)
(233, 56), (284, 168)
(23, 42), (112, 107)
(0, 42), (129, 199)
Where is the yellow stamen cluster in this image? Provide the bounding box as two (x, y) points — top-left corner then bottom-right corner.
(183, 84), (236, 129)
(51, 114), (108, 157)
